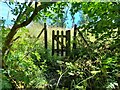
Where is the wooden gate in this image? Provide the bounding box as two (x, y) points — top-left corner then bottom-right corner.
(52, 30), (71, 56)
(38, 23), (77, 56)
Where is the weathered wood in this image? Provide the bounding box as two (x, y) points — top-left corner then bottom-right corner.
(54, 35), (66, 37)
(66, 30), (70, 56)
(73, 24), (77, 50)
(54, 37), (66, 49)
(44, 23), (47, 49)
(52, 29), (72, 56)
(61, 31), (64, 56)
(57, 31), (59, 56)
(37, 27), (45, 38)
(52, 30), (55, 56)
(54, 49), (66, 52)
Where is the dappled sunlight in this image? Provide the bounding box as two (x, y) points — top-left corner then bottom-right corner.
(1, 1), (120, 89)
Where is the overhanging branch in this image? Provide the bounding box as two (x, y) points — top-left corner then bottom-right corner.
(14, 2), (33, 25)
(2, 2), (55, 55)
(4, 1), (13, 10)
(14, 2), (55, 29)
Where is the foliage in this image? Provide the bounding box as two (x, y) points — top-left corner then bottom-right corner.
(1, 28), (48, 89)
(1, 1), (120, 90)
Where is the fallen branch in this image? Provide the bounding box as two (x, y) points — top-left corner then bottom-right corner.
(56, 69), (69, 88)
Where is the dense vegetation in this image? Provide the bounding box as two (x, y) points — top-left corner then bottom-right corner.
(0, 1), (120, 90)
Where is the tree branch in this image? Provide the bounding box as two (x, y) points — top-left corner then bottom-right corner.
(16, 2), (54, 29)
(15, 2), (32, 25)
(2, 2), (56, 89)
(4, 1), (13, 10)
(2, 2), (55, 56)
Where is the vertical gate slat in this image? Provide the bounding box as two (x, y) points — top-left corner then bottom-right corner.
(65, 31), (67, 56)
(44, 23), (47, 49)
(52, 27), (74, 56)
(73, 24), (77, 50)
(66, 30), (70, 56)
(52, 30), (55, 56)
(57, 31), (59, 56)
(61, 31), (64, 56)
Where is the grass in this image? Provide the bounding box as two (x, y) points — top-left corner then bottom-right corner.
(27, 22), (96, 50)
(27, 22), (75, 45)
(28, 23), (95, 42)
(28, 22), (74, 36)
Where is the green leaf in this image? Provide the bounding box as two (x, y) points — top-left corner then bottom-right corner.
(91, 71), (101, 75)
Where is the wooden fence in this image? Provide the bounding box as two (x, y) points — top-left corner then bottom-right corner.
(38, 23), (77, 56)
(52, 30), (71, 56)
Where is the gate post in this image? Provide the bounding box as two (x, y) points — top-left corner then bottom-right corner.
(57, 31), (59, 56)
(52, 30), (55, 56)
(61, 31), (64, 56)
(66, 30), (71, 56)
(44, 23), (47, 49)
(73, 24), (77, 50)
